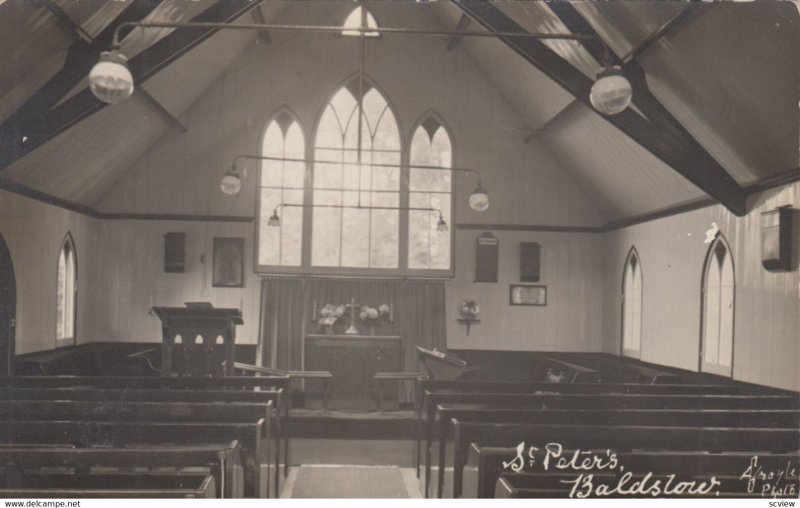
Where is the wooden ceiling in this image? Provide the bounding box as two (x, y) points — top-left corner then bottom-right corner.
(0, 0), (797, 224)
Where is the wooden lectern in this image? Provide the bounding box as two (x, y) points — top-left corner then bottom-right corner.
(415, 346), (481, 381)
(151, 305), (243, 377)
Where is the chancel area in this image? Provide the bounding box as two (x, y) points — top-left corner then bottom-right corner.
(0, 0), (798, 500)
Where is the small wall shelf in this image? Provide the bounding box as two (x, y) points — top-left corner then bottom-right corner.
(457, 318), (480, 336)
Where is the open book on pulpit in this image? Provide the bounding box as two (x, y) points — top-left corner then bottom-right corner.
(415, 346), (481, 380)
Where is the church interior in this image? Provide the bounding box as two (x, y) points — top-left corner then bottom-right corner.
(0, 0), (798, 500)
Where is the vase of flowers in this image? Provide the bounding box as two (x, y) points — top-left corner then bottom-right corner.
(460, 300), (480, 320)
(359, 303), (391, 335)
(318, 303), (346, 335)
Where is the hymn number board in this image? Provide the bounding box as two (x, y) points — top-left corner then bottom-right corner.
(475, 232), (498, 283)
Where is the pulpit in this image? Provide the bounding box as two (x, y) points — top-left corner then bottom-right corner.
(151, 305), (243, 377)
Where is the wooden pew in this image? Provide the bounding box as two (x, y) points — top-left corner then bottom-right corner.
(470, 444), (800, 498)
(420, 390), (798, 495)
(413, 381), (766, 476)
(0, 398), (280, 497)
(0, 385), (288, 491)
(0, 419), (268, 498)
(0, 442), (242, 498)
(450, 420), (799, 497)
(0, 472), (217, 498)
(434, 407), (800, 497)
(0, 375), (290, 394)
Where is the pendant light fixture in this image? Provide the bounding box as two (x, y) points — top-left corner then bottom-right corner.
(590, 64), (633, 116)
(219, 166), (242, 195)
(469, 180), (490, 212)
(89, 50), (134, 104)
(89, 20), (631, 118)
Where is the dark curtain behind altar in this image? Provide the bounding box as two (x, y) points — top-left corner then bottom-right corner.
(258, 277), (446, 400)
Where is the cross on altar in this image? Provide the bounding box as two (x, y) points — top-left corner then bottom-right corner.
(344, 297), (360, 335)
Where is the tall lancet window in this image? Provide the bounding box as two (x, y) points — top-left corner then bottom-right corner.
(701, 234), (735, 376)
(56, 233), (77, 347)
(621, 247), (642, 358)
(313, 79), (401, 269)
(409, 116), (452, 270)
(258, 111), (305, 267)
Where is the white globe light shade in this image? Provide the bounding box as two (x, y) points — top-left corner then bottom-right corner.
(469, 186), (490, 212)
(590, 66), (632, 115)
(89, 51), (134, 104)
(220, 172), (242, 195)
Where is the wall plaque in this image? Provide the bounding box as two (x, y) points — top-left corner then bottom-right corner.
(475, 232), (498, 283)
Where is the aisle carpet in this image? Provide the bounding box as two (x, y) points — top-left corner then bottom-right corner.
(283, 466), (420, 498)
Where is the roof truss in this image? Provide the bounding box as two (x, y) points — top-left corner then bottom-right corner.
(0, 0), (264, 170)
(453, 0), (748, 216)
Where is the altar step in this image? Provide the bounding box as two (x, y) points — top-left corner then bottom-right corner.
(287, 409), (419, 440)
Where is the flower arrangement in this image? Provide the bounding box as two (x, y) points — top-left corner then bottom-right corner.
(318, 303), (346, 327)
(359, 303), (392, 334)
(460, 300), (480, 320)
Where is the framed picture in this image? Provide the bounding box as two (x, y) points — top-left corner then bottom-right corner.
(213, 237), (244, 288)
(510, 284), (547, 306)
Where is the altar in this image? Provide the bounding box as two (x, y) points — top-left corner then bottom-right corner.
(304, 334), (402, 410)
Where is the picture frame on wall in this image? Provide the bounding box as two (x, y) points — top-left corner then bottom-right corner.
(212, 237), (244, 288)
(509, 284), (547, 306)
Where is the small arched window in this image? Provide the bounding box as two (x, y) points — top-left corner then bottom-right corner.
(258, 111), (305, 267)
(342, 6), (380, 37)
(56, 233), (77, 347)
(409, 116), (452, 270)
(701, 234), (735, 376)
(621, 247), (642, 358)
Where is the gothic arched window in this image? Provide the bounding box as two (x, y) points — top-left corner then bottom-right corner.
(342, 6), (380, 37)
(701, 234), (735, 376)
(56, 233), (77, 347)
(409, 116), (452, 270)
(258, 111), (305, 267)
(621, 247), (642, 358)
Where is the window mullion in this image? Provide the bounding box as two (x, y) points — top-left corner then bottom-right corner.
(301, 145), (314, 268)
(399, 139), (410, 271)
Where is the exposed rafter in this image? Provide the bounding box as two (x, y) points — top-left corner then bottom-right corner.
(134, 86), (187, 133)
(545, 2), (616, 66)
(40, 0), (93, 44)
(0, 0), (163, 170)
(0, 0), (264, 170)
(621, 2), (702, 64)
(250, 5), (272, 44)
(446, 13), (471, 51)
(453, 0), (748, 216)
(41, 0), (187, 134)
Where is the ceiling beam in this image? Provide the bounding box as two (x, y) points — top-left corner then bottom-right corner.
(0, 0), (263, 171)
(41, 0), (187, 134)
(453, 0), (747, 216)
(39, 0), (93, 44)
(135, 86), (187, 133)
(622, 2), (702, 64)
(250, 5), (272, 44)
(446, 13), (471, 51)
(0, 0), (163, 170)
(545, 2), (616, 66)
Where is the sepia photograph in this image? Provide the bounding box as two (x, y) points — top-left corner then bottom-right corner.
(0, 0), (797, 503)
